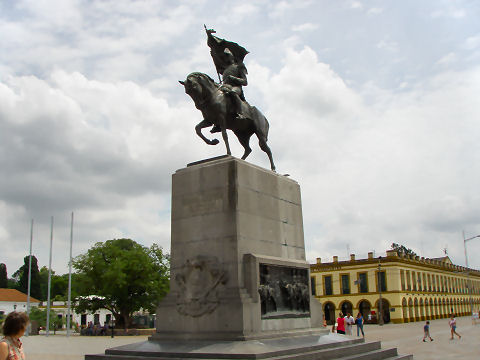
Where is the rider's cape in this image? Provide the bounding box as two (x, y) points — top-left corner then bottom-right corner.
(207, 33), (249, 75)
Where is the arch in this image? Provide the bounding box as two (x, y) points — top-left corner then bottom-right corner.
(434, 298), (439, 319)
(442, 298), (447, 318)
(420, 298), (426, 321)
(356, 299), (372, 322)
(414, 298), (420, 322)
(375, 298), (391, 324)
(429, 298), (435, 320)
(340, 300), (353, 317)
(402, 298), (409, 323)
(408, 298), (414, 322)
(323, 302), (336, 325)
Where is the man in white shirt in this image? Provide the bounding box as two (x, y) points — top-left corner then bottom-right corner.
(345, 313), (355, 335)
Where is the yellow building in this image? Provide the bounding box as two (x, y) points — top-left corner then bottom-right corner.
(310, 250), (480, 324)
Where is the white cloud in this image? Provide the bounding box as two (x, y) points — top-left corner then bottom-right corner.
(367, 7), (383, 15)
(376, 39), (399, 52)
(269, 0), (313, 18)
(292, 23), (319, 32)
(463, 34), (480, 50)
(435, 52), (457, 66)
(431, 8), (466, 19)
(249, 46), (480, 267)
(350, 1), (363, 10)
(2, 0), (480, 276)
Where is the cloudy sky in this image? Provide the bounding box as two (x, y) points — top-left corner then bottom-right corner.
(1, 0), (479, 276)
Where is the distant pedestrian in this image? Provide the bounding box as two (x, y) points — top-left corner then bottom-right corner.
(449, 315), (461, 340)
(345, 313), (354, 335)
(356, 312), (364, 337)
(0, 311), (29, 360)
(422, 321), (433, 342)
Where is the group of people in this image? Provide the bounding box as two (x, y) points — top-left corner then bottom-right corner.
(332, 312), (365, 337)
(330, 311), (464, 343)
(81, 321), (109, 336)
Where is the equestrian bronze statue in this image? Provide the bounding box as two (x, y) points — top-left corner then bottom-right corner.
(179, 26), (276, 171)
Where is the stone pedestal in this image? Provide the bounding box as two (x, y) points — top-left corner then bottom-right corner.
(151, 155), (323, 341)
(86, 156), (411, 360)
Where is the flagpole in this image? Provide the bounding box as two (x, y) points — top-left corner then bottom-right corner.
(46, 216), (54, 337)
(66, 212), (74, 337)
(26, 219), (33, 336)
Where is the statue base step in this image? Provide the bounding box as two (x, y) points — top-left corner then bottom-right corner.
(85, 333), (412, 360)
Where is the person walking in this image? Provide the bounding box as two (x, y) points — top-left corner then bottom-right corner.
(0, 311), (29, 360)
(345, 313), (354, 335)
(449, 315), (461, 340)
(356, 312), (364, 337)
(335, 312), (346, 334)
(422, 321), (433, 342)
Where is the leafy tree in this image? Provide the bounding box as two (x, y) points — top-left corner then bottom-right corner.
(73, 239), (170, 329)
(0, 264), (7, 288)
(12, 256), (42, 300)
(29, 307), (63, 330)
(391, 243), (417, 256)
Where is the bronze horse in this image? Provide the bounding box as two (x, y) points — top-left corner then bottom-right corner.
(179, 72), (276, 171)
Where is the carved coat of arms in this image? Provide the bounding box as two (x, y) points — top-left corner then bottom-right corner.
(175, 256), (228, 317)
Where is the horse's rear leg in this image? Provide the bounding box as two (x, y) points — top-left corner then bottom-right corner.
(237, 133), (252, 160)
(257, 133), (276, 171)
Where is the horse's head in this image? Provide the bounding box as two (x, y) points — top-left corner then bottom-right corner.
(179, 72), (217, 108)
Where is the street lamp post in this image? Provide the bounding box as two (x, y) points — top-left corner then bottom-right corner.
(463, 232), (480, 317)
(378, 257), (384, 326)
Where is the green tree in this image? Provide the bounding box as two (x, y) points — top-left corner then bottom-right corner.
(73, 239), (169, 329)
(391, 243), (417, 256)
(13, 256), (43, 300)
(0, 263), (7, 288)
(29, 307), (63, 331)
(38, 266), (49, 300)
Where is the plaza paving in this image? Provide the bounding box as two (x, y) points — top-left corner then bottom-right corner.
(21, 316), (479, 360)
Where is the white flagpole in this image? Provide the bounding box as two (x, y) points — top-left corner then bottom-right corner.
(46, 216), (54, 336)
(66, 212), (74, 337)
(26, 219), (33, 336)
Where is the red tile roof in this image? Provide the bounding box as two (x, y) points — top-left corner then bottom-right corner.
(0, 289), (40, 303)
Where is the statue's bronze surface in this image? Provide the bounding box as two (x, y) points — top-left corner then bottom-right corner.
(179, 27), (276, 171)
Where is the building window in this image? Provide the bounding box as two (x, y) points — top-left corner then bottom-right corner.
(400, 270), (405, 291)
(311, 277), (316, 296)
(412, 271), (417, 291)
(324, 275), (333, 295)
(341, 274), (350, 294)
(357, 272), (368, 293)
(377, 271), (387, 292)
(406, 271), (411, 290)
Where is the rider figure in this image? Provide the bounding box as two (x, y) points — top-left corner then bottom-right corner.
(210, 48), (248, 133)
(205, 26), (249, 133)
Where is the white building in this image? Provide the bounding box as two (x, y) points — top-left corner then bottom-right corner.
(39, 301), (113, 327)
(0, 289), (40, 316)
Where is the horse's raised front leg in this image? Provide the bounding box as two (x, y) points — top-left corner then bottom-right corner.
(195, 119), (219, 145)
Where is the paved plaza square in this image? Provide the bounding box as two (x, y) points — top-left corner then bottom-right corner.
(21, 316), (479, 360)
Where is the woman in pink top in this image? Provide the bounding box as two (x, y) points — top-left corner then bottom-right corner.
(336, 312), (346, 334)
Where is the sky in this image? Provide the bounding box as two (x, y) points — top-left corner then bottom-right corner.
(1, 0), (479, 276)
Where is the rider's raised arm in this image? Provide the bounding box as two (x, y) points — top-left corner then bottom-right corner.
(226, 65), (248, 86)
